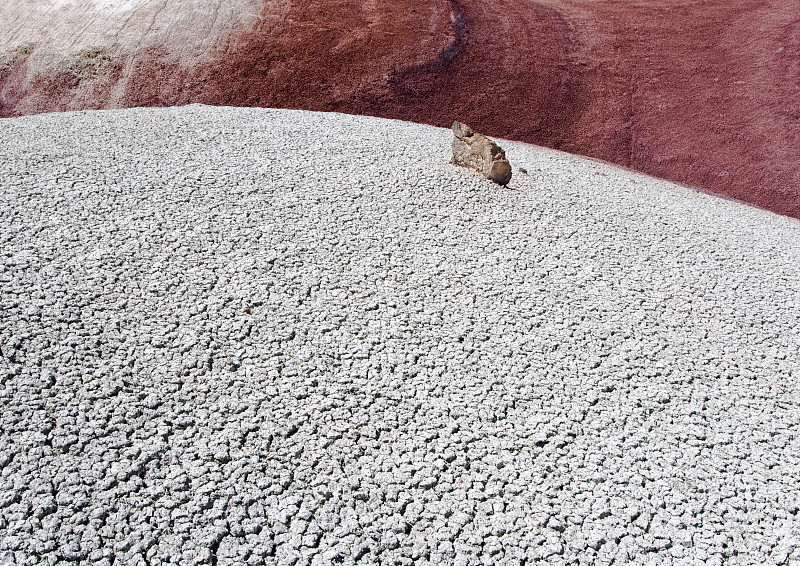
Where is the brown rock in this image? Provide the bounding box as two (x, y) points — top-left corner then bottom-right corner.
(451, 122), (512, 185)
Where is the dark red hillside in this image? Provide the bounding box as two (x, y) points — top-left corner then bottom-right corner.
(2, 0), (798, 218)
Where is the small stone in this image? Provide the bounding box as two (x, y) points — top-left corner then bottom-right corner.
(451, 121), (512, 185)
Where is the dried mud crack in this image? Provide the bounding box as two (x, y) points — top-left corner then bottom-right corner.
(0, 106), (799, 565)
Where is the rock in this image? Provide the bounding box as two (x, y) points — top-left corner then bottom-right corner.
(450, 122), (512, 185)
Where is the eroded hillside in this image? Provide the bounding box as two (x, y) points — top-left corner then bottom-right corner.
(2, 0), (798, 218)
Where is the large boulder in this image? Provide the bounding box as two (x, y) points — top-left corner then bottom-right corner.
(451, 122), (512, 185)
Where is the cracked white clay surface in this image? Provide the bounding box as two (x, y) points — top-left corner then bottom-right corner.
(1, 106), (799, 565)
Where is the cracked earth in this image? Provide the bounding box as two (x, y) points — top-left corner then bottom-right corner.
(0, 106), (799, 564)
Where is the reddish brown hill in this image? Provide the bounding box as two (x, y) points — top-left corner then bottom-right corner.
(2, 0), (798, 218)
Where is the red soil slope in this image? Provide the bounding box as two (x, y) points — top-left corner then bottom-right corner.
(2, 0), (799, 218)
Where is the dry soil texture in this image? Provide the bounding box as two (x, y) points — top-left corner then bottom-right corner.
(1, 0), (799, 218)
(1, 106), (799, 564)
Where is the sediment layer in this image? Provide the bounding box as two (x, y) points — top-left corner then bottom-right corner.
(1, 1), (799, 218)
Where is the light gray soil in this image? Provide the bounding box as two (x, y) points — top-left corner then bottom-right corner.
(1, 106), (799, 565)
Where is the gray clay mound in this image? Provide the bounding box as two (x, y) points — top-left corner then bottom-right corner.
(0, 106), (799, 565)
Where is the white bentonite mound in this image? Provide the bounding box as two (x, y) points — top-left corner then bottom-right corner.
(1, 105), (799, 565)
